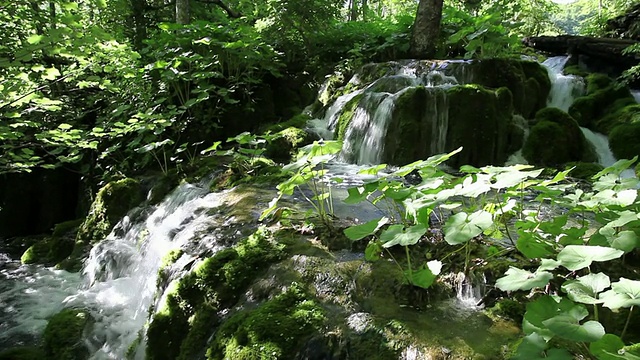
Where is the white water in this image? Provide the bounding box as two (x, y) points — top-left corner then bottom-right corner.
(0, 182), (245, 359)
(542, 56), (632, 172)
(311, 62), (460, 165)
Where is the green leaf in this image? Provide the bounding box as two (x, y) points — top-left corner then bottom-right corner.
(380, 224), (427, 248)
(42, 67), (61, 80)
(443, 210), (493, 245)
(557, 245), (624, 271)
(516, 231), (555, 259)
(542, 316), (604, 342)
(495, 267), (553, 291)
(601, 278), (640, 310)
(607, 231), (639, 253)
(344, 217), (389, 241)
(562, 273), (610, 305)
(591, 334), (640, 360)
(407, 260), (442, 289)
(364, 241), (383, 262)
(27, 34), (44, 44)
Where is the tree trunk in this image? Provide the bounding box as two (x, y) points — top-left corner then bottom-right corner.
(176, 0), (190, 24)
(129, 0), (148, 50)
(362, 0), (368, 21)
(409, 0), (444, 59)
(349, 0), (358, 21)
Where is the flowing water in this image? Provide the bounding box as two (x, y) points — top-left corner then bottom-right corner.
(309, 62), (460, 165)
(0, 182), (257, 359)
(542, 56), (634, 176)
(8, 57), (623, 357)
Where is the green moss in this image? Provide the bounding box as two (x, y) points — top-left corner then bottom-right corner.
(610, 122), (640, 160)
(206, 283), (325, 360)
(336, 93), (364, 141)
(264, 127), (312, 162)
(146, 228), (286, 360)
(569, 82), (634, 132)
(523, 108), (597, 167)
(0, 347), (46, 360)
(492, 299), (526, 323)
(20, 236), (74, 266)
(445, 85), (513, 167)
(61, 178), (143, 272)
(565, 162), (604, 180)
(262, 113), (312, 134)
(43, 308), (91, 360)
(463, 59), (551, 118)
(585, 73), (613, 94)
(318, 72), (347, 106)
(177, 304), (219, 360)
(52, 219), (84, 237)
(563, 65), (588, 77)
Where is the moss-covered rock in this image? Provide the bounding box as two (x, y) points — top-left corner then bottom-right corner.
(569, 74), (635, 132)
(146, 228), (286, 360)
(336, 92), (364, 141)
(264, 127), (312, 162)
(610, 122), (640, 160)
(206, 284), (325, 360)
(60, 178), (143, 271)
(382, 84), (515, 168)
(457, 58), (551, 118)
(43, 308), (91, 360)
(523, 108), (597, 167)
(20, 235), (74, 266)
(0, 347), (46, 360)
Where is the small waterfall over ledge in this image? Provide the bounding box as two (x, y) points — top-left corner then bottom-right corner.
(542, 56), (635, 174)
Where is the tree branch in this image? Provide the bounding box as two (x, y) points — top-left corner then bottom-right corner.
(196, 0), (242, 18)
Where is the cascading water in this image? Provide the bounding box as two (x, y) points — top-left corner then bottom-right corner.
(0, 181), (254, 359)
(311, 63), (459, 165)
(542, 55), (633, 175)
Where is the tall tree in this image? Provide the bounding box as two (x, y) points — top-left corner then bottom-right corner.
(176, 0), (189, 24)
(409, 0), (443, 58)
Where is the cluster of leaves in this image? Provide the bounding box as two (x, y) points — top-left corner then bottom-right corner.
(261, 140), (640, 357)
(442, 6), (523, 59)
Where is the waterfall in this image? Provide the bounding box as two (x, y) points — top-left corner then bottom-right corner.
(0, 182), (245, 359)
(542, 56), (629, 171)
(453, 272), (486, 309)
(316, 63), (458, 165)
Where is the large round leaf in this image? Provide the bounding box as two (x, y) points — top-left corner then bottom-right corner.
(344, 217), (389, 241)
(601, 278), (640, 310)
(561, 273), (610, 305)
(496, 267), (553, 292)
(542, 316), (605, 342)
(380, 224), (427, 248)
(557, 245), (624, 271)
(443, 210), (493, 245)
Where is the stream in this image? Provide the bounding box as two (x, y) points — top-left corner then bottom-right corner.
(0, 56), (634, 359)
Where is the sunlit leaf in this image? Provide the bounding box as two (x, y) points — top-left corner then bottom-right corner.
(496, 267), (553, 291)
(380, 224), (427, 248)
(443, 210), (493, 245)
(542, 316), (604, 342)
(344, 217), (389, 241)
(557, 245), (624, 271)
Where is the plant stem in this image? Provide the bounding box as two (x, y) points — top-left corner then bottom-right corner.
(405, 245), (413, 286)
(593, 304), (599, 322)
(621, 305), (634, 341)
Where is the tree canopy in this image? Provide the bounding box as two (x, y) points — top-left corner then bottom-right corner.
(0, 0), (637, 182)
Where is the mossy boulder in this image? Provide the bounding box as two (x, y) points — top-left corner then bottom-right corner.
(523, 108), (597, 167)
(264, 127), (312, 162)
(60, 178), (143, 271)
(383, 84), (515, 168)
(458, 58), (551, 118)
(565, 162), (605, 180)
(145, 228), (286, 360)
(569, 74), (635, 132)
(43, 308), (91, 360)
(610, 122), (640, 160)
(20, 236), (74, 266)
(206, 284), (325, 360)
(335, 92), (364, 141)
